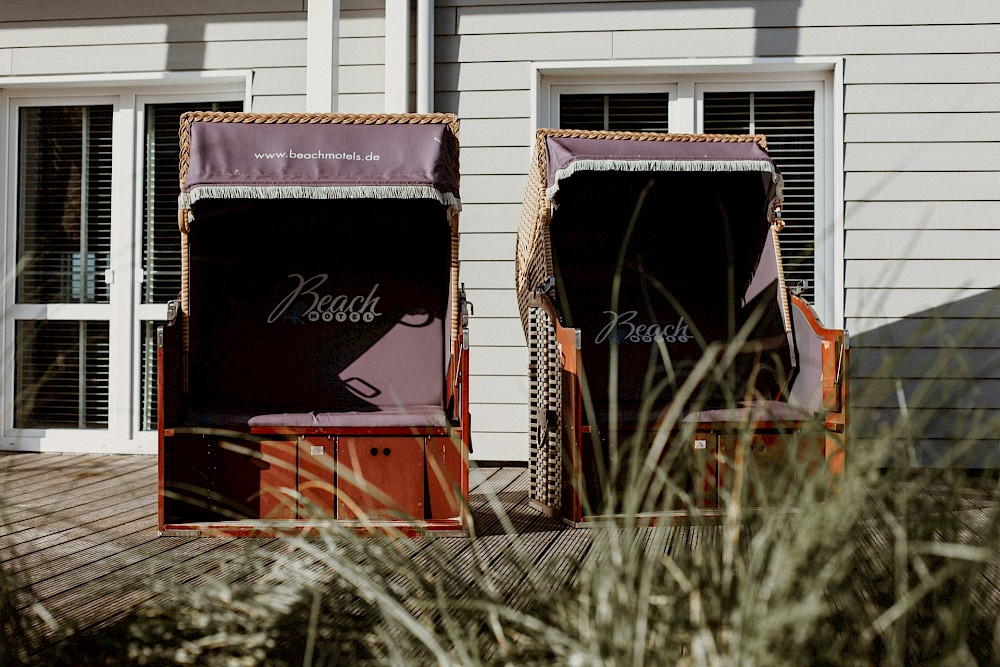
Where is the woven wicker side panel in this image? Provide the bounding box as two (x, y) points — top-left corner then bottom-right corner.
(515, 132), (552, 336)
(528, 306), (563, 510)
(770, 226), (792, 334)
(451, 219), (460, 346)
(528, 309), (541, 502)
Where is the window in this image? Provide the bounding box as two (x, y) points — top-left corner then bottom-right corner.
(5, 89), (244, 446)
(138, 100), (242, 430)
(560, 93), (669, 132)
(702, 91), (816, 302)
(15, 105), (114, 429)
(548, 75), (830, 317)
(15, 320), (109, 429)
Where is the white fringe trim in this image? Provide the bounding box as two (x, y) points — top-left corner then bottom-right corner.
(180, 185), (461, 221)
(546, 158), (784, 201)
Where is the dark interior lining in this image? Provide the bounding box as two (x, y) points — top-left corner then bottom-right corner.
(549, 170), (790, 423)
(185, 198), (450, 418)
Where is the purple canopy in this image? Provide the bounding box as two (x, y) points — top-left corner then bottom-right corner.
(544, 135), (782, 219)
(181, 120), (461, 215)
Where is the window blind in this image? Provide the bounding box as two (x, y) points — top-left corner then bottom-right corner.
(559, 93), (669, 132)
(139, 100), (242, 431)
(17, 106), (113, 304)
(142, 101), (242, 304)
(15, 320), (110, 429)
(703, 91), (816, 302)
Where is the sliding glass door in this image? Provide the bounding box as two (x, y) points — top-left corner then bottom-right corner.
(4, 91), (243, 451)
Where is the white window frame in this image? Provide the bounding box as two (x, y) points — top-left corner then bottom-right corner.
(132, 92), (245, 439)
(533, 59), (844, 327)
(0, 73), (248, 453)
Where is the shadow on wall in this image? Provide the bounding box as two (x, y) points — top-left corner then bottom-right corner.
(754, 0), (801, 57)
(850, 287), (1000, 468)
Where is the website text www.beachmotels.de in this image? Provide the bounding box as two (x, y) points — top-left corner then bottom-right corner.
(253, 149), (382, 161)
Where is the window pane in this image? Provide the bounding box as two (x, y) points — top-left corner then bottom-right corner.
(15, 320), (110, 429)
(139, 321), (158, 431)
(703, 91), (816, 301)
(139, 100), (241, 431)
(17, 106), (113, 304)
(560, 93), (668, 132)
(142, 101), (242, 304)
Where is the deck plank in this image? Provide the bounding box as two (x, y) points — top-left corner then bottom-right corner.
(1, 465), (156, 527)
(1, 453), (997, 662)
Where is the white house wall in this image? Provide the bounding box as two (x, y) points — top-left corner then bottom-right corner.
(1, 1), (998, 464)
(435, 0), (1000, 465)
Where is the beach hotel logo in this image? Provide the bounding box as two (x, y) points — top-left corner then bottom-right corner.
(268, 274), (382, 324)
(595, 311), (691, 345)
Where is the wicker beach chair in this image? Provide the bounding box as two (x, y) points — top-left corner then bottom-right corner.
(158, 113), (470, 536)
(516, 129), (847, 524)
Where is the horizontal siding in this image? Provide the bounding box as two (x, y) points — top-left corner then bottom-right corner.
(0, 1), (303, 22)
(845, 288), (1000, 320)
(252, 95), (305, 113)
(855, 409), (1000, 441)
(466, 318), (525, 347)
(437, 90), (530, 119)
(460, 175), (528, 205)
(845, 202), (1000, 231)
(458, 261), (517, 290)
(459, 233), (516, 261)
(470, 346), (528, 376)
(4, 1), (997, 463)
(470, 375), (529, 404)
(451, 0), (1000, 32)
(438, 31), (613, 63)
(339, 65), (387, 94)
(845, 173), (1000, 202)
(0, 7), (382, 110)
(0, 15), (305, 47)
(251, 67), (306, 96)
(438, 0), (1000, 462)
(845, 143), (1000, 172)
(457, 119), (532, 148)
(854, 379), (1000, 410)
(9, 41), (305, 75)
(846, 113), (1000, 143)
(846, 231), (1000, 260)
(468, 403), (528, 432)
(846, 261), (1000, 289)
(436, 61), (530, 92)
(845, 54), (1000, 84)
(459, 204), (524, 233)
(461, 146), (533, 174)
(848, 319), (1000, 348)
(614, 26), (1000, 60)
(467, 432), (528, 461)
(853, 349), (1000, 380)
(331, 8), (386, 113)
(844, 84), (1000, 113)
(463, 288), (521, 318)
(336, 93), (385, 113)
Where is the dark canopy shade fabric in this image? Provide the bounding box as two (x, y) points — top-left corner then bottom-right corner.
(515, 130), (794, 424)
(179, 114), (461, 220)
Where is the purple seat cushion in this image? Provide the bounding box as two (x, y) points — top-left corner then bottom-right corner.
(247, 404), (448, 428)
(681, 400), (818, 425)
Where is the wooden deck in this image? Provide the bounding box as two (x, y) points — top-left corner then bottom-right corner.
(2, 452), (998, 663)
(0, 453), (576, 648)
